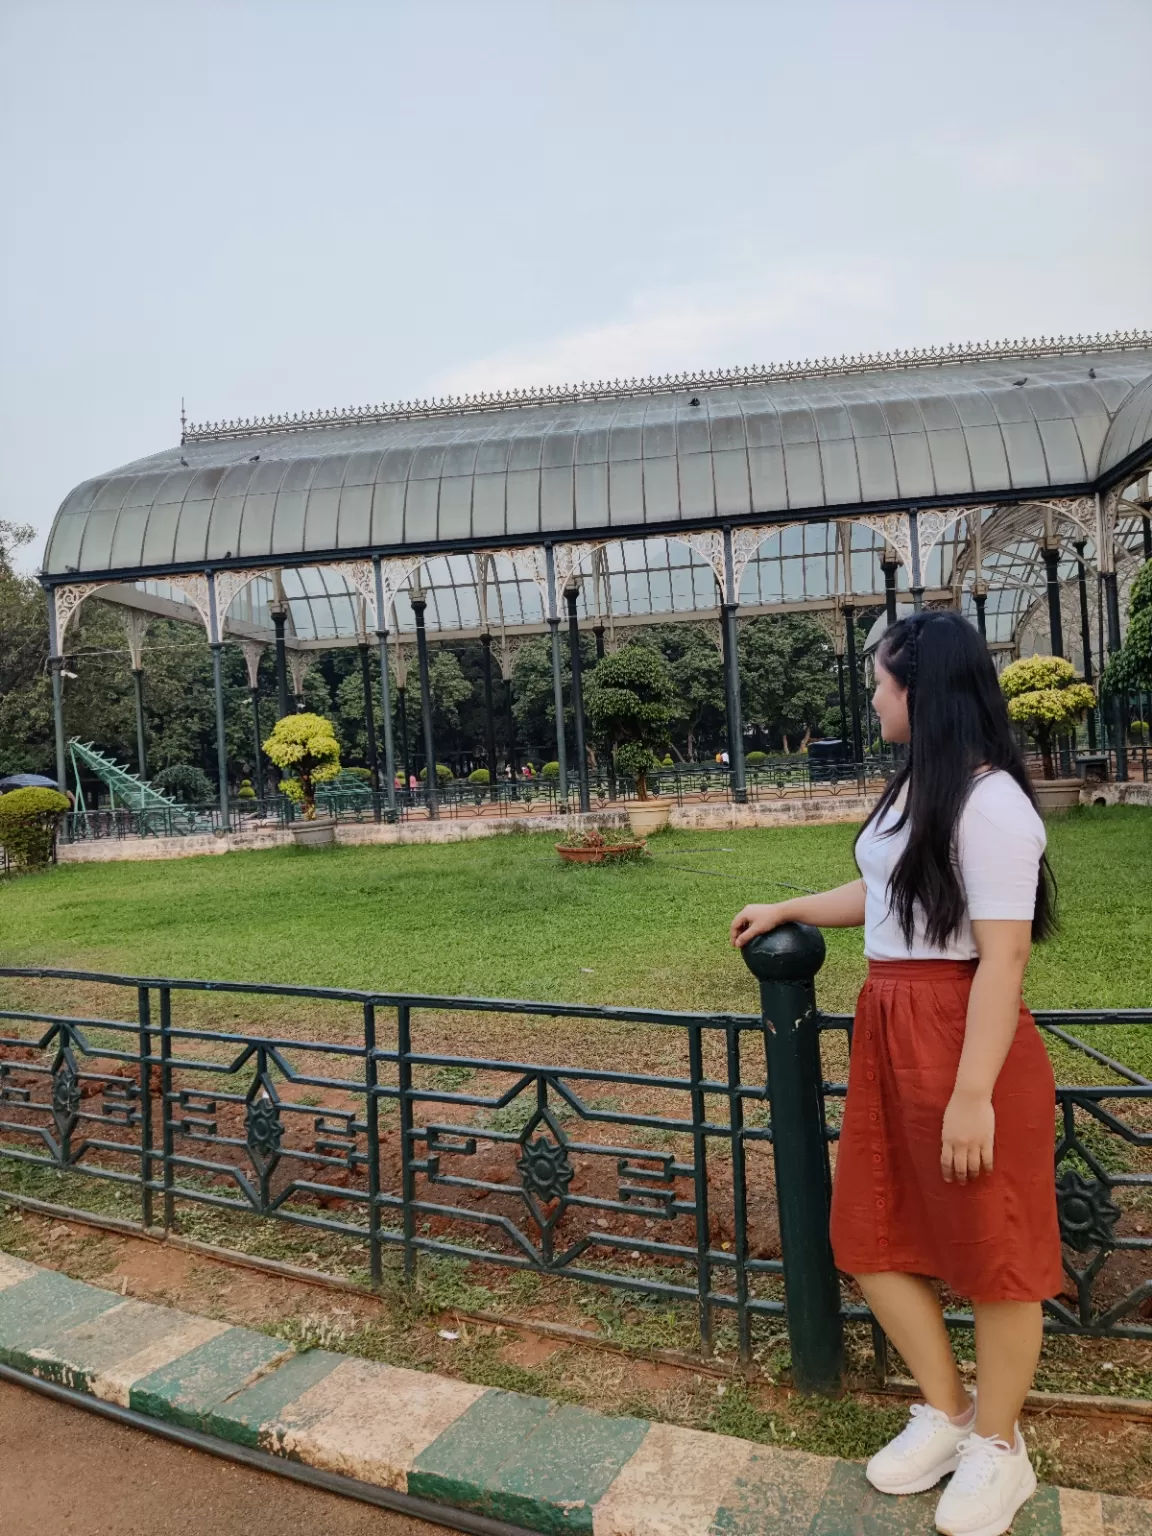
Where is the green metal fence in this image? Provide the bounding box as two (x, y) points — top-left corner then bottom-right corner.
(0, 936), (1148, 1395)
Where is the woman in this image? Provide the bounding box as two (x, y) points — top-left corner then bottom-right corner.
(731, 611), (1061, 1536)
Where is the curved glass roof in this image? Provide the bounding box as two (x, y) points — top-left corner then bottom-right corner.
(45, 342), (1152, 580)
(1099, 373), (1152, 480)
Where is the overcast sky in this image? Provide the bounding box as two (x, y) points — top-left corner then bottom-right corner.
(2, 0), (1150, 570)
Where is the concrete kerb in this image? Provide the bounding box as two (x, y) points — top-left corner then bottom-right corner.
(1, 1253), (1148, 1535)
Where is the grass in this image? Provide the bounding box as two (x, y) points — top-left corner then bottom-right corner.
(1, 808), (1149, 1023)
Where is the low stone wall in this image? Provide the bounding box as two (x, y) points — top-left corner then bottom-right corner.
(55, 789), (883, 864)
(1079, 780), (1152, 809)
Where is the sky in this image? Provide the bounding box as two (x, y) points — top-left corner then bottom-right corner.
(2, 0), (1150, 571)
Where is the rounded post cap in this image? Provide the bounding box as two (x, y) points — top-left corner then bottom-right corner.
(740, 922), (826, 982)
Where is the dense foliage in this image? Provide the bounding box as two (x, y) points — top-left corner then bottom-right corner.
(1101, 562), (1152, 695)
(152, 763), (214, 804)
(584, 644), (675, 799)
(0, 786), (70, 870)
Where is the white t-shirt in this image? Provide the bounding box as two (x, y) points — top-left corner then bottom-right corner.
(857, 770), (1046, 961)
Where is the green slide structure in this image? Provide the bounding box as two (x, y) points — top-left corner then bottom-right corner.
(68, 739), (212, 835)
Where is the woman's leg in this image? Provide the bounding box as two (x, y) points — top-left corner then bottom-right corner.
(856, 1273), (970, 1418)
(972, 1300), (1043, 1440)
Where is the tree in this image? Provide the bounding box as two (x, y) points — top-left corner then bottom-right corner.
(584, 644), (674, 799)
(262, 713), (341, 819)
(738, 615), (839, 752)
(640, 624), (726, 761)
(1101, 562), (1152, 695)
(1000, 655), (1095, 780)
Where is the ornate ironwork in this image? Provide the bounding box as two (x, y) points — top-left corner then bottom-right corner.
(1056, 1169), (1122, 1253)
(183, 331), (1152, 442)
(53, 583), (109, 647)
(0, 966), (1148, 1375)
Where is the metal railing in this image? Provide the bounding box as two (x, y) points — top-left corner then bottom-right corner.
(1, 940), (1148, 1394)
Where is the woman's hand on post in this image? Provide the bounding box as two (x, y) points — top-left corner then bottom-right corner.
(940, 1090), (995, 1184)
(730, 902), (792, 949)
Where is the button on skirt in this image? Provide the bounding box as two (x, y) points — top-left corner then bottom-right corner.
(829, 958), (1064, 1303)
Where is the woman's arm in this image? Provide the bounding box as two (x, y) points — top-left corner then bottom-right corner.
(940, 917), (1032, 1184)
(730, 879), (866, 948)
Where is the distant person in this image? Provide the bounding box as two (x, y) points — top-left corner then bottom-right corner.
(731, 611), (1057, 1536)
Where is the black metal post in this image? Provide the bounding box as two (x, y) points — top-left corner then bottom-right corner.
(504, 672), (519, 783)
(358, 641), (380, 809)
(1073, 542), (1096, 750)
(397, 686), (412, 792)
(565, 584), (590, 814)
(480, 633), (500, 801)
(272, 609), (290, 720)
(50, 656), (67, 796)
(741, 924), (844, 1396)
(411, 593), (438, 817)
(548, 616), (568, 799)
(908, 509), (924, 612)
(249, 688), (263, 796)
(593, 623), (606, 661)
(1041, 546), (1065, 657)
(131, 667), (148, 781)
(721, 604), (746, 803)
(973, 590), (987, 639)
(880, 556), (899, 627)
(1143, 515), (1152, 562)
(835, 653), (848, 749)
(210, 642), (230, 831)
(843, 603), (864, 769)
(1103, 570), (1127, 783)
(374, 626), (397, 822)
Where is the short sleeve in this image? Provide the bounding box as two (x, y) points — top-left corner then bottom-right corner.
(957, 774), (1046, 921)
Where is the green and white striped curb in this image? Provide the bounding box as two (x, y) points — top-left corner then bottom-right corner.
(0, 1253), (1147, 1535)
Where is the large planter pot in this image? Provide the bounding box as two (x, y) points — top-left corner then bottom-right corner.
(290, 816), (337, 847)
(627, 800), (671, 838)
(1033, 779), (1082, 813)
(556, 841), (645, 864)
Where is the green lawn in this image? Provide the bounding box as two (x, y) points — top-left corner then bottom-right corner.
(1, 807), (1149, 1018)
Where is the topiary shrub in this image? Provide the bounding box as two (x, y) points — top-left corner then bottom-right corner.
(418, 763), (453, 785)
(0, 787), (70, 871)
(1000, 655), (1095, 780)
(1129, 719), (1149, 744)
(343, 766), (373, 783)
(745, 750), (769, 766)
(541, 761), (561, 779)
(152, 763), (213, 804)
(468, 768), (491, 785)
(236, 779), (256, 800)
(584, 644), (674, 799)
(262, 712), (341, 819)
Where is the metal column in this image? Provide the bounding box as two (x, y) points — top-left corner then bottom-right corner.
(973, 590), (987, 639)
(249, 688), (263, 796)
(372, 558), (398, 821)
(1103, 570), (1127, 783)
(880, 554), (899, 626)
(907, 509), (924, 612)
(207, 577), (230, 831)
(411, 590), (439, 818)
(721, 528), (747, 803)
(565, 583), (590, 813)
(358, 641), (381, 807)
(131, 668), (148, 781)
(545, 547), (568, 800)
(843, 601), (864, 769)
(1073, 542), (1097, 750)
(272, 609), (290, 720)
(480, 633), (500, 801)
(1041, 546), (1065, 657)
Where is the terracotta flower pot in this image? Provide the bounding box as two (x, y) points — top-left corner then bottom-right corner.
(555, 841), (645, 864)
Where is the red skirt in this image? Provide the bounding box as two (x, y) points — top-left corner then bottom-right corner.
(829, 959), (1064, 1303)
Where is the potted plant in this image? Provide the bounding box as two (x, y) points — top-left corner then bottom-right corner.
(262, 712), (342, 845)
(556, 826), (645, 864)
(585, 645), (675, 836)
(1000, 656), (1095, 810)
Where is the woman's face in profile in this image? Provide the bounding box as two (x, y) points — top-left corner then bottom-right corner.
(873, 656), (911, 744)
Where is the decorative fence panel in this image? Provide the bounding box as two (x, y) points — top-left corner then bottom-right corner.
(0, 941), (1148, 1395)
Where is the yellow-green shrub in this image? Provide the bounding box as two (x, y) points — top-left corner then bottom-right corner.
(0, 787), (70, 871)
(1000, 655), (1094, 779)
(262, 713), (341, 820)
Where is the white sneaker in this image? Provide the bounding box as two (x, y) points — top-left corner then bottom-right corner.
(935, 1429), (1038, 1536)
(866, 1395), (976, 1495)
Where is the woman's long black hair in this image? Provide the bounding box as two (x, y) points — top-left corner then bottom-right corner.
(855, 610), (1055, 946)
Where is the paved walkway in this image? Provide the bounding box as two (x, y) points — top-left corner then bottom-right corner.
(0, 1251), (1146, 1536)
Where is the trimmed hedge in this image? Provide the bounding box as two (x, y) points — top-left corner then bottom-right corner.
(0, 787), (70, 871)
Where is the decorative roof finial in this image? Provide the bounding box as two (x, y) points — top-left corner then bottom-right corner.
(180, 396), (187, 444)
